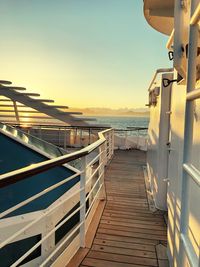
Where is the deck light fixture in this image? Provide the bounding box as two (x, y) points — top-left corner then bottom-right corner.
(162, 78), (178, 87)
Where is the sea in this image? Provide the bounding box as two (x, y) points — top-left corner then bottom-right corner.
(88, 116), (149, 130)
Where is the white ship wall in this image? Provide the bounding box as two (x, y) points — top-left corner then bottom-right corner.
(144, 0), (200, 265)
(147, 72), (173, 210)
(167, 76), (200, 266)
(167, 78), (186, 267)
(148, 70), (200, 266)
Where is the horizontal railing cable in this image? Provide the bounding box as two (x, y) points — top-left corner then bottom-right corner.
(86, 173), (104, 202)
(85, 184), (103, 217)
(40, 221), (84, 267)
(0, 187), (84, 249)
(0, 171), (82, 219)
(11, 206), (84, 267)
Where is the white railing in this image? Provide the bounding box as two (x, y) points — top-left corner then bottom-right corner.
(0, 128), (114, 266)
(114, 128), (148, 151)
(147, 68), (174, 92)
(20, 125), (104, 150)
(166, 29), (174, 50)
(19, 124), (148, 152)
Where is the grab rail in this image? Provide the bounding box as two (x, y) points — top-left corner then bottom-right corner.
(148, 68), (174, 92)
(166, 29), (174, 50)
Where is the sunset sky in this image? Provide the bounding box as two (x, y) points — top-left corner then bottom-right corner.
(0, 0), (171, 109)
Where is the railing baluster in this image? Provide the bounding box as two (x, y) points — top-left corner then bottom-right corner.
(80, 156), (87, 247)
(98, 144), (106, 200)
(109, 131), (112, 159)
(112, 129), (115, 155)
(64, 129), (67, 150)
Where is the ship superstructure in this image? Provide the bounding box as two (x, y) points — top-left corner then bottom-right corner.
(145, 0), (200, 266)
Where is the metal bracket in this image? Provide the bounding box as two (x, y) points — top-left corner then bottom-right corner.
(163, 178), (170, 182)
(180, 0), (187, 10)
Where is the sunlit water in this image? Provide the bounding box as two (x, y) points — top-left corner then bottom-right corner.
(87, 116), (149, 129)
(86, 116), (149, 136)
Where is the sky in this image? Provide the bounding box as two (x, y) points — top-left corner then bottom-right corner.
(0, 0), (171, 109)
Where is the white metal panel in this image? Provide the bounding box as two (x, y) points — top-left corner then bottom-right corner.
(147, 71), (173, 210)
(167, 78), (186, 267)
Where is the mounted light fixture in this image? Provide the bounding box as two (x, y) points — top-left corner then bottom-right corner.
(168, 51), (174, 61)
(162, 78), (178, 87)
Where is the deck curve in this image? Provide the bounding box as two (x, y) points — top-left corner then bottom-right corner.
(68, 150), (168, 267)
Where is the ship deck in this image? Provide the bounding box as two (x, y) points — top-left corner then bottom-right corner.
(68, 150), (168, 267)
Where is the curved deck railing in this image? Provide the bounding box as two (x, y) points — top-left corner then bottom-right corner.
(0, 128), (114, 267)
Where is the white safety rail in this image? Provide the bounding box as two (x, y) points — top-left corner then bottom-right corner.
(180, 1), (200, 266)
(166, 29), (174, 50)
(19, 125), (104, 149)
(114, 128), (148, 151)
(18, 124), (148, 151)
(0, 128), (114, 266)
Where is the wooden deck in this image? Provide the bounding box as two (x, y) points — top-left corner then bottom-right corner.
(68, 150), (168, 267)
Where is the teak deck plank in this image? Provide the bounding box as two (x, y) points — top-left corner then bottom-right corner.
(91, 244), (157, 258)
(95, 233), (160, 246)
(86, 251), (158, 266)
(67, 150), (168, 267)
(100, 219), (167, 231)
(93, 238), (156, 252)
(98, 223), (166, 236)
(81, 258), (148, 267)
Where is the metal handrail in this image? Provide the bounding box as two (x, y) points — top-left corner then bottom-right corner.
(166, 29), (174, 50)
(148, 68), (174, 92)
(6, 123), (109, 130)
(190, 2), (200, 25)
(0, 128), (112, 188)
(0, 127), (113, 266)
(186, 87), (200, 101)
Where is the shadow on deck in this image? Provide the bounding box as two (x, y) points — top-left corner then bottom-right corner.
(68, 150), (168, 267)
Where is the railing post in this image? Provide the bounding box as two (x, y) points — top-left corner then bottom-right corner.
(99, 143), (106, 200)
(106, 133), (109, 163)
(109, 131), (112, 159)
(42, 213), (55, 260)
(64, 129), (67, 150)
(111, 129), (115, 156)
(80, 129), (82, 147)
(125, 130), (128, 149)
(39, 126), (42, 139)
(80, 156), (86, 247)
(58, 127), (61, 147)
(137, 129), (139, 149)
(102, 139), (107, 166)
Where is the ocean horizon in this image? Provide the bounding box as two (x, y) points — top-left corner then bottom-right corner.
(85, 115), (149, 130)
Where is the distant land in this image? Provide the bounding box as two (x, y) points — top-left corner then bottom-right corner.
(68, 107), (150, 117)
